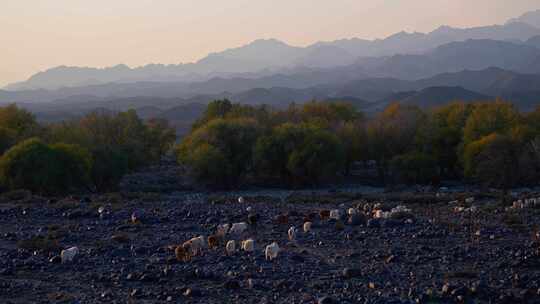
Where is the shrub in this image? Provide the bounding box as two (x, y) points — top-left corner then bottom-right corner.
(254, 123), (344, 186)
(177, 118), (260, 188)
(90, 148), (129, 192)
(0, 138), (92, 194)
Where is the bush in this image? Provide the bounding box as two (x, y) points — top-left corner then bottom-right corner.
(90, 148), (129, 192)
(0, 138), (92, 194)
(177, 118), (260, 188)
(254, 123), (345, 186)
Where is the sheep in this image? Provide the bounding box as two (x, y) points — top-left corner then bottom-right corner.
(465, 197), (475, 204)
(319, 210), (331, 220)
(238, 196), (245, 204)
(329, 209), (341, 220)
(216, 223), (230, 237)
(226, 240), (236, 255)
(175, 245), (190, 262)
(207, 235), (220, 249)
(303, 221), (313, 233)
(265, 242), (280, 261)
(60, 246), (79, 263)
(241, 239), (255, 252)
(130, 212), (140, 224)
(347, 208), (358, 216)
(288, 227), (297, 241)
(183, 236), (206, 256)
(373, 210), (391, 219)
(230, 222), (248, 236)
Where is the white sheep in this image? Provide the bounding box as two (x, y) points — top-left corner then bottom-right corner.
(241, 239), (255, 252)
(226, 240), (236, 255)
(216, 223), (230, 237)
(329, 209), (341, 220)
(303, 221), (313, 233)
(347, 208), (358, 216)
(265, 242), (280, 261)
(373, 210), (391, 219)
(184, 236), (206, 256)
(60, 246), (79, 263)
(230, 222), (248, 235)
(288, 227), (297, 241)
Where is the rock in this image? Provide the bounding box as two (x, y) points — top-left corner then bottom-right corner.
(183, 288), (201, 297)
(367, 219), (381, 228)
(348, 214), (365, 226)
(130, 289), (141, 298)
(49, 256), (62, 264)
(342, 268), (362, 279)
(318, 296), (335, 304)
(224, 280), (241, 290)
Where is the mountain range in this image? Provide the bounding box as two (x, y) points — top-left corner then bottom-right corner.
(2, 9), (540, 134)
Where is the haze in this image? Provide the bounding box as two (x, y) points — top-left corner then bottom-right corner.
(2, 0), (539, 87)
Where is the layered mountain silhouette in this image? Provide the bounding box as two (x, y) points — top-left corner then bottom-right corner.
(6, 9), (540, 91)
(3, 9), (540, 130)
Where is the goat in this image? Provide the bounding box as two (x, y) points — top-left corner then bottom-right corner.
(60, 246), (79, 263)
(226, 240), (236, 255)
(329, 209), (341, 220)
(241, 239), (255, 252)
(288, 227), (297, 241)
(230, 222), (248, 236)
(303, 221), (313, 233)
(265, 242), (280, 261)
(207, 235), (220, 249)
(175, 245), (190, 262)
(319, 210), (331, 220)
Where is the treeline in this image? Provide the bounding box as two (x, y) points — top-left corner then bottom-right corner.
(0, 105), (176, 194)
(177, 99), (540, 190)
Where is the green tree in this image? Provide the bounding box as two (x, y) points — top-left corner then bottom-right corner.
(145, 118), (176, 162)
(0, 104), (40, 140)
(366, 103), (426, 182)
(0, 138), (91, 194)
(177, 118), (260, 188)
(254, 123), (344, 186)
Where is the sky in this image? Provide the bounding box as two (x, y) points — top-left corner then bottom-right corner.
(1, 0), (540, 87)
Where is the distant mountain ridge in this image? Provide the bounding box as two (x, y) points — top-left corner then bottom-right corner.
(6, 8), (540, 90)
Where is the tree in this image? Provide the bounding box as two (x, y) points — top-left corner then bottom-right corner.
(49, 143), (93, 191)
(145, 118), (176, 162)
(90, 147), (129, 192)
(0, 104), (40, 140)
(0, 138), (92, 194)
(254, 123), (344, 187)
(177, 118), (260, 188)
(463, 133), (519, 189)
(416, 102), (473, 177)
(366, 103), (426, 182)
(463, 101), (521, 146)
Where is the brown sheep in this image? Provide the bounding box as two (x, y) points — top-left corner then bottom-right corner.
(175, 245), (191, 262)
(207, 235), (220, 249)
(319, 210), (331, 221)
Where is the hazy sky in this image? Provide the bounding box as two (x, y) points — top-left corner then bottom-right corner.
(1, 0), (540, 87)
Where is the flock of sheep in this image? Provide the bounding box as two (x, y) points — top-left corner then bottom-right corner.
(171, 197), (413, 264)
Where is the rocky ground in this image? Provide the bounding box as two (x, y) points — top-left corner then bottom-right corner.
(0, 186), (540, 304)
